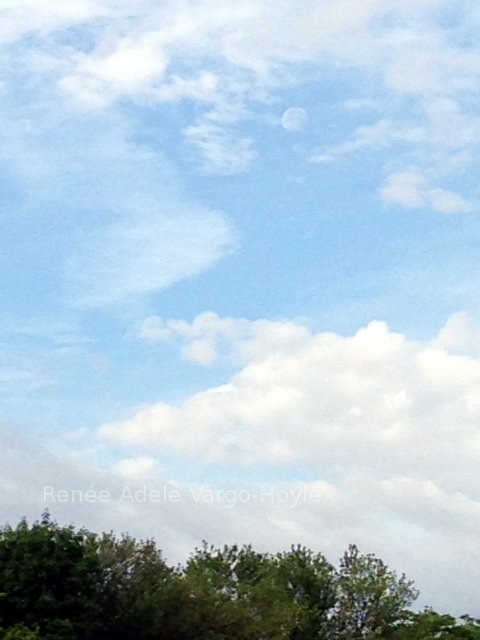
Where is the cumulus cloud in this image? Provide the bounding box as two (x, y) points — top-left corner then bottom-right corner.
(311, 95), (477, 210)
(4, 312), (480, 613)
(60, 37), (169, 109)
(98, 311), (480, 612)
(434, 312), (480, 357)
(108, 312), (480, 491)
(137, 311), (311, 365)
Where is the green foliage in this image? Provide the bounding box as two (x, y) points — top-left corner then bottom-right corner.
(94, 532), (189, 640)
(0, 623), (42, 639)
(0, 514), (474, 640)
(183, 542), (299, 638)
(0, 512), (102, 639)
(388, 610), (480, 640)
(332, 544), (419, 639)
(275, 545), (336, 639)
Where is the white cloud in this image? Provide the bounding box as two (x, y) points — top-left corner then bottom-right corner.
(106, 313), (480, 493)
(95, 311), (480, 612)
(6, 0), (480, 180)
(137, 311), (311, 365)
(434, 312), (480, 357)
(424, 98), (480, 150)
(427, 187), (471, 215)
(60, 35), (169, 109)
(6, 305), (480, 613)
(0, 101), (237, 307)
(310, 119), (425, 163)
(310, 119), (391, 163)
(183, 120), (256, 174)
(385, 46), (480, 97)
(380, 169), (427, 208)
(2, 422), (480, 614)
(343, 97), (383, 112)
(2, 1), (480, 616)
(0, 0), (108, 44)
(153, 72), (220, 103)
(0, 368), (53, 391)
(113, 456), (159, 481)
(381, 169), (472, 214)
(67, 209), (234, 307)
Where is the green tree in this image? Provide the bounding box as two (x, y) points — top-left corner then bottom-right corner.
(275, 545), (336, 639)
(332, 545), (418, 639)
(94, 532), (190, 640)
(0, 624), (42, 639)
(2, 515), (467, 640)
(388, 610), (480, 640)
(0, 513), (102, 640)
(183, 543), (302, 639)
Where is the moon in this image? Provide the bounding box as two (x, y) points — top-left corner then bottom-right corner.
(281, 107), (308, 131)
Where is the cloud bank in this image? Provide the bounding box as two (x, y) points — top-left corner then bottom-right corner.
(94, 311), (480, 613)
(3, 312), (480, 615)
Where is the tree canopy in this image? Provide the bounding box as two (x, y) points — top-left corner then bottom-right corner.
(0, 514), (476, 640)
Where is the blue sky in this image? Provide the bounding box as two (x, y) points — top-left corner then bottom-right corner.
(2, 0), (480, 614)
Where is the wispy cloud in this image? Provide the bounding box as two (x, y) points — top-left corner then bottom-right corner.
(0, 97), (236, 307)
(381, 168), (471, 214)
(6, 0), (480, 182)
(183, 120), (256, 174)
(67, 208), (235, 307)
(310, 119), (424, 164)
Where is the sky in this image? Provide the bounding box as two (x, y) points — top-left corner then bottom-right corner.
(1, 0), (480, 615)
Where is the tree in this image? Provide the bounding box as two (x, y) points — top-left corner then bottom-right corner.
(388, 610), (480, 640)
(183, 543), (299, 639)
(332, 545), (418, 639)
(94, 532), (190, 640)
(2, 515), (467, 640)
(275, 545), (336, 639)
(0, 513), (102, 640)
(0, 624), (42, 639)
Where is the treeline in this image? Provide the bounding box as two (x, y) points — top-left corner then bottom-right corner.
(0, 514), (478, 639)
